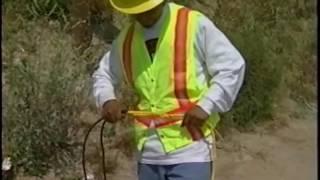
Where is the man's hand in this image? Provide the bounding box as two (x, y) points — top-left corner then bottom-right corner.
(102, 99), (127, 123)
(181, 105), (209, 128)
(181, 105), (209, 140)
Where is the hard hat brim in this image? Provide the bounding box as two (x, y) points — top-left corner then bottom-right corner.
(110, 0), (164, 14)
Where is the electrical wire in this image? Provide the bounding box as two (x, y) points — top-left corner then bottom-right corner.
(82, 117), (105, 180)
(100, 120), (108, 180)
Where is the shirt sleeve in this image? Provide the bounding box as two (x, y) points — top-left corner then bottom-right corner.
(92, 41), (123, 109)
(196, 15), (246, 115)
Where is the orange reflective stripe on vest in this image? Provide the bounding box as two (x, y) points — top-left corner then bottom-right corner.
(168, 7), (197, 115)
(122, 25), (134, 86)
(174, 7), (191, 110)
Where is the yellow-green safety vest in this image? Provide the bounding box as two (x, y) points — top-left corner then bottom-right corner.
(115, 3), (220, 153)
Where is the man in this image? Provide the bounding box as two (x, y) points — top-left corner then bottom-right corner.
(92, 0), (245, 179)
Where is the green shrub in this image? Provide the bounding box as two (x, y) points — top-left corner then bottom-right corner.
(4, 0), (68, 22)
(190, 0), (316, 128)
(26, 0), (68, 21)
(3, 19), (91, 176)
(220, 25), (284, 128)
(2, 0), (316, 177)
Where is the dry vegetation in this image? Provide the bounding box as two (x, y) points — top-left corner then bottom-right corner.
(2, 0), (316, 178)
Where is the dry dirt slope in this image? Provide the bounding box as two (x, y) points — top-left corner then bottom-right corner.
(110, 103), (317, 180)
(215, 109), (317, 180)
(15, 102), (317, 180)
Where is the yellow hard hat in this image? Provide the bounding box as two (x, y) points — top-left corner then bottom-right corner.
(109, 0), (165, 14)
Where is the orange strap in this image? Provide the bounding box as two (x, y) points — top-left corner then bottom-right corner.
(131, 111), (204, 141)
(136, 118), (182, 128)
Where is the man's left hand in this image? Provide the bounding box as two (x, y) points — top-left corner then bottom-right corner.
(181, 105), (209, 128)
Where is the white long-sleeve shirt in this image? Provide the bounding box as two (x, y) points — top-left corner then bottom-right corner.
(93, 3), (245, 165)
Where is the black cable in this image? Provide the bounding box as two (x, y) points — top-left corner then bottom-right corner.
(83, 111), (127, 180)
(100, 120), (108, 180)
(82, 117), (105, 180)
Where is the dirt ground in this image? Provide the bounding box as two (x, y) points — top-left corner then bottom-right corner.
(16, 101), (317, 180)
(214, 111), (317, 180)
(109, 102), (317, 180)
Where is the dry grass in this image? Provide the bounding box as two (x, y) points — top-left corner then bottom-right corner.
(2, 0), (316, 178)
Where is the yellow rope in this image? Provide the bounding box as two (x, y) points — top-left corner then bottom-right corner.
(127, 110), (184, 120)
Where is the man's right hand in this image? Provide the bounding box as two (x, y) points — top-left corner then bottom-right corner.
(102, 99), (127, 123)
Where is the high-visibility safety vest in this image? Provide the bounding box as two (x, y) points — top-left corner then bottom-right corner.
(115, 3), (220, 153)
